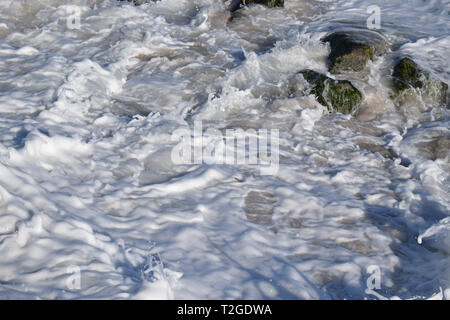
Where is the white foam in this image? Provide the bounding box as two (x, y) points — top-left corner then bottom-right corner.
(0, 0), (448, 300)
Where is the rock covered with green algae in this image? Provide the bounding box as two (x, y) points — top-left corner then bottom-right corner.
(298, 70), (363, 114)
(229, 0), (284, 12)
(323, 30), (387, 74)
(393, 57), (424, 91)
(392, 57), (448, 106)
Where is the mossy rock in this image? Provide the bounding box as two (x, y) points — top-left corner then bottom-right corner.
(229, 0), (284, 12)
(392, 57), (423, 91)
(299, 70), (363, 114)
(392, 57), (448, 106)
(323, 31), (387, 74)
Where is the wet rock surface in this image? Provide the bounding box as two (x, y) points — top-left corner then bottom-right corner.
(392, 57), (448, 106)
(298, 70), (363, 114)
(323, 30), (387, 74)
(393, 58), (424, 91)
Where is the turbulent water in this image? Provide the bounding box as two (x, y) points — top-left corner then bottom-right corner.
(0, 0), (448, 299)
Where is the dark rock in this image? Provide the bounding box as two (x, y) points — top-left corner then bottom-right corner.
(393, 57), (423, 91)
(392, 57), (448, 105)
(229, 0), (284, 12)
(323, 30), (387, 74)
(299, 70), (363, 114)
(118, 0), (155, 6)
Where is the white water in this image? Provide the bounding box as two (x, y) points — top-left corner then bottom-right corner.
(0, 0), (448, 299)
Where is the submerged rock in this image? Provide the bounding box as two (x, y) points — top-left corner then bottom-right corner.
(323, 30), (387, 74)
(243, 190), (277, 226)
(392, 57), (448, 106)
(356, 142), (398, 160)
(415, 137), (450, 161)
(229, 0), (284, 12)
(118, 0), (155, 5)
(299, 70), (362, 114)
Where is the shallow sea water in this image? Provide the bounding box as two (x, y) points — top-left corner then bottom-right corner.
(0, 0), (448, 299)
